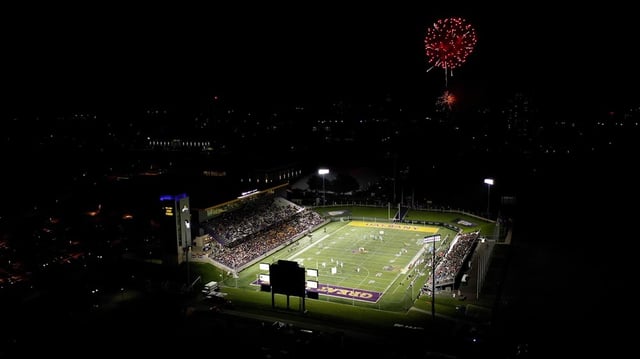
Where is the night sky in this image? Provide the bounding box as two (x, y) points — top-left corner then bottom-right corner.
(4, 4), (639, 113)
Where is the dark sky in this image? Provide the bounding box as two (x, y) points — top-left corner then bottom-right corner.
(4, 4), (639, 112)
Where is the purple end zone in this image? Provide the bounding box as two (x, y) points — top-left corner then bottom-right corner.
(253, 280), (382, 303)
(312, 284), (382, 303)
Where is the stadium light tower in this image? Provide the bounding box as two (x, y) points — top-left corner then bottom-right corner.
(318, 168), (330, 206)
(484, 178), (494, 217)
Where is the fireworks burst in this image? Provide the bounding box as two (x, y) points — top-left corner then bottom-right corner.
(436, 90), (456, 111)
(425, 17), (477, 85)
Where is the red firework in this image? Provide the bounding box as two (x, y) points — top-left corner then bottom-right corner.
(425, 17), (477, 79)
(436, 90), (456, 110)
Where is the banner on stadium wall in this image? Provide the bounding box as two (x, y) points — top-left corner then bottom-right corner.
(423, 234), (441, 244)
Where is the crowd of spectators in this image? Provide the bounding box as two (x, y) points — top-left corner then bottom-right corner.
(426, 231), (479, 288)
(202, 197), (302, 246)
(202, 197), (324, 269)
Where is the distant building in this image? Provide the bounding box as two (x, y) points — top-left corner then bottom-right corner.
(159, 193), (192, 266)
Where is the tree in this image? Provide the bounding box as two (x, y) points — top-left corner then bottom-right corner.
(306, 174), (323, 192)
(331, 173), (359, 195)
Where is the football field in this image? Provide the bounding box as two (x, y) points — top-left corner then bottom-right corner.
(257, 220), (458, 309)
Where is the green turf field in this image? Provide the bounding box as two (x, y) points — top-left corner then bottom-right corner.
(253, 220), (458, 310)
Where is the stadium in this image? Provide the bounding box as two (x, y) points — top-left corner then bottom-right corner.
(163, 181), (508, 357)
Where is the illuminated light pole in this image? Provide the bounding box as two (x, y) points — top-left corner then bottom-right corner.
(484, 178), (494, 217)
(477, 237), (486, 300)
(431, 240), (437, 352)
(318, 168), (329, 206)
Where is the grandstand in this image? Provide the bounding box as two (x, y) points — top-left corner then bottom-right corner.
(192, 183), (326, 273)
(423, 231), (480, 292)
